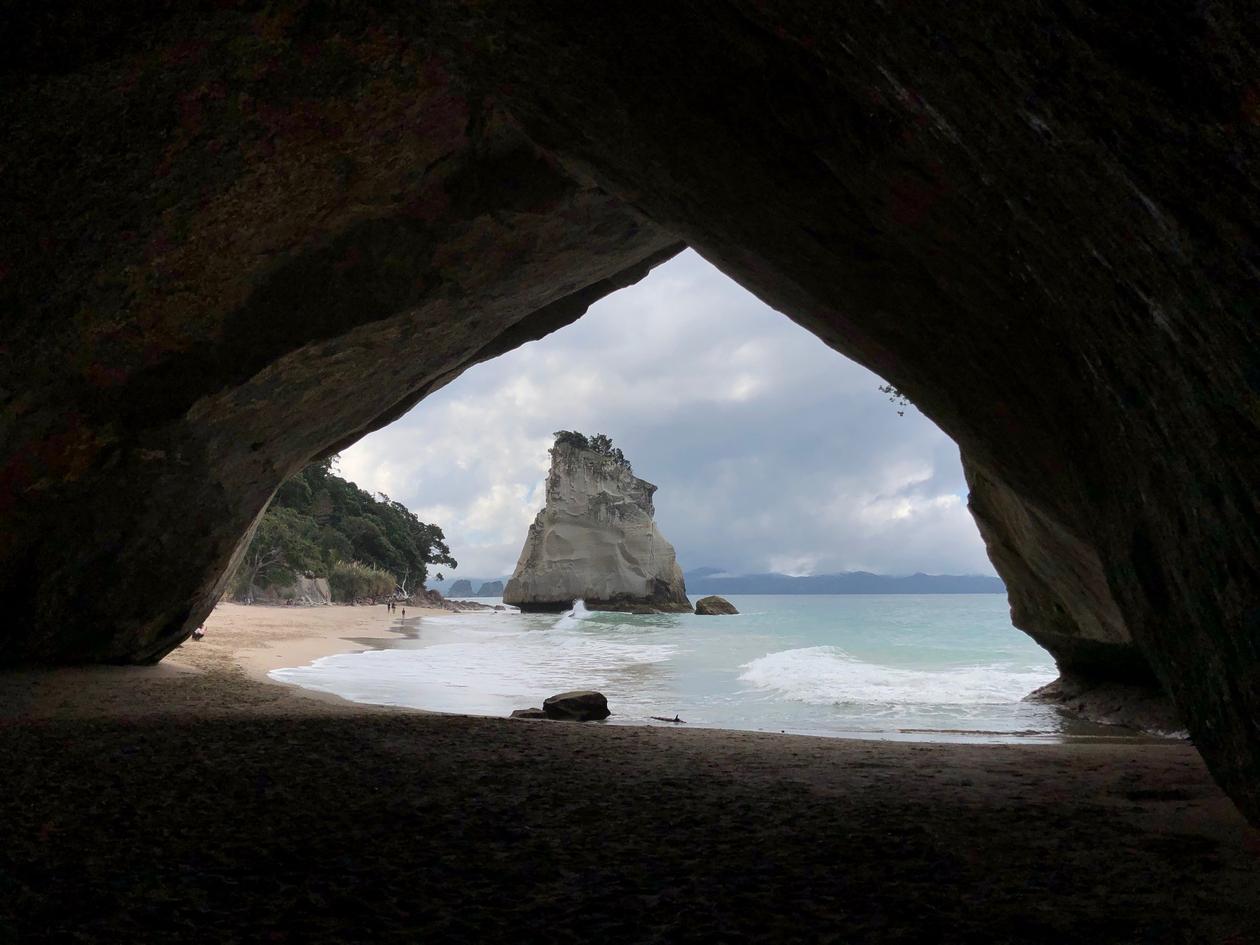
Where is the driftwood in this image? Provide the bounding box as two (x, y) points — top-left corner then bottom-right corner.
(650, 715), (685, 724)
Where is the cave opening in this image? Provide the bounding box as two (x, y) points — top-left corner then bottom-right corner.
(244, 248), (1102, 742)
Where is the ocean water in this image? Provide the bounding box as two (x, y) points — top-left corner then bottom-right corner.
(271, 595), (1131, 743)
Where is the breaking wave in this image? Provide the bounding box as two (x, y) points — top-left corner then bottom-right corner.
(740, 646), (1055, 706)
(552, 599), (593, 630)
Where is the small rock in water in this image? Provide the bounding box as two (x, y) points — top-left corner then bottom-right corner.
(510, 707), (548, 720)
(695, 595), (738, 615)
(542, 690), (611, 721)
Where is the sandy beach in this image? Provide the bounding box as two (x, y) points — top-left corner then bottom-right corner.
(2, 603), (1258, 943)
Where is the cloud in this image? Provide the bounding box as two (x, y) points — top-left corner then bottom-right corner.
(338, 250), (994, 580)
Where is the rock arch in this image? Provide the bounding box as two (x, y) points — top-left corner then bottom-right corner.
(5, 4), (1258, 821)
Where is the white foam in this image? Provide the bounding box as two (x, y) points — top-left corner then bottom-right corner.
(739, 646), (1055, 706)
(551, 599), (593, 630)
(271, 619), (675, 713)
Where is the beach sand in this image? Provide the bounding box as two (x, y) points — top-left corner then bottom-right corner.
(1, 603), (1257, 942)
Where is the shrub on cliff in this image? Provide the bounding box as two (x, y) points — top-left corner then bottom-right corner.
(229, 456), (457, 600)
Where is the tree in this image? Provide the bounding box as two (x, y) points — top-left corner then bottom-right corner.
(228, 456), (458, 599)
(233, 507), (322, 601)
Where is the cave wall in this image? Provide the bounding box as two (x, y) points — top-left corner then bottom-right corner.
(4, 3), (1259, 821)
(964, 459), (1142, 682)
(428, 0), (1260, 820)
(965, 458), (1186, 734)
(1, 4), (680, 661)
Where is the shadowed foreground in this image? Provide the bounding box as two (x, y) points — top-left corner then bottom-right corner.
(3, 710), (1258, 943)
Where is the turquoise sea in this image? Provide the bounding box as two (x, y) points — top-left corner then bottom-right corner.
(271, 595), (1136, 742)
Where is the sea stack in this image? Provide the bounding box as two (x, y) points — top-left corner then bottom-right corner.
(504, 433), (691, 613)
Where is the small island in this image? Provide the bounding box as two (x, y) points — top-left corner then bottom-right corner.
(503, 432), (691, 613)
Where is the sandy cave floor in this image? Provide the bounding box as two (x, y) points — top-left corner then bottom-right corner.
(0, 603), (1257, 943)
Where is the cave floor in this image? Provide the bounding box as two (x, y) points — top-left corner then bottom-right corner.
(1, 618), (1257, 943)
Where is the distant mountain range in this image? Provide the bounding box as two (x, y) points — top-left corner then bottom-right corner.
(431, 568), (1006, 597)
(683, 567), (1005, 595)
(428, 576), (510, 597)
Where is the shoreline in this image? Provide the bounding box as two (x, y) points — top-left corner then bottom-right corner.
(0, 600), (451, 720)
(238, 602), (1168, 747)
(0, 602), (1179, 749)
(219, 602), (432, 681)
(2, 601), (1257, 941)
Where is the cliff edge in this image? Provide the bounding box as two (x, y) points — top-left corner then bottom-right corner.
(504, 439), (690, 613)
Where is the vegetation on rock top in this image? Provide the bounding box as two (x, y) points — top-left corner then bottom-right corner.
(553, 430), (631, 471)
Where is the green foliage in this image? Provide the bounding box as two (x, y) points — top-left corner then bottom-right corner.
(878, 384), (912, 417)
(230, 506), (323, 598)
(553, 430), (590, 450)
(230, 455), (458, 601)
(328, 560), (396, 601)
(553, 430), (631, 471)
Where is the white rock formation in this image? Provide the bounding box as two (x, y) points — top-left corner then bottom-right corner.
(503, 442), (690, 612)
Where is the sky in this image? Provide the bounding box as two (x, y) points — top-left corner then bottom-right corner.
(339, 250), (995, 582)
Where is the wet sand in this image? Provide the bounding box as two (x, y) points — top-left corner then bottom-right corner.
(1, 603), (1257, 942)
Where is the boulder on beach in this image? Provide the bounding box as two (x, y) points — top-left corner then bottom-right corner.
(503, 434), (691, 614)
(509, 707), (548, 720)
(695, 595), (738, 615)
(542, 690), (611, 721)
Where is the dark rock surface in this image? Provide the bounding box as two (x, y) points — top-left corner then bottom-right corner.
(5, 4), (1260, 821)
(581, 596), (695, 615)
(695, 596), (739, 616)
(448, 580), (475, 598)
(966, 460), (1182, 730)
(509, 707), (548, 720)
(542, 691), (611, 722)
(966, 461), (1143, 681)
(476, 581), (505, 597)
(1026, 676), (1186, 737)
(1, 10), (680, 665)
